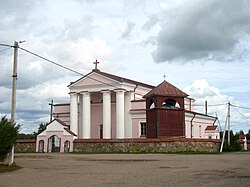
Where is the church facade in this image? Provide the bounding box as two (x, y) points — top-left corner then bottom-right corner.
(36, 65), (220, 153)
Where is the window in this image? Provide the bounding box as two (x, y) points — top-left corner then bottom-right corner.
(199, 125), (201, 138)
(99, 124), (103, 139)
(140, 122), (147, 137)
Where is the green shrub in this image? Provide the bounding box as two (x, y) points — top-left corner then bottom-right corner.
(0, 116), (20, 161)
(221, 130), (242, 152)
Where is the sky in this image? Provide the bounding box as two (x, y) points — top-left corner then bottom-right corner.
(0, 0), (249, 134)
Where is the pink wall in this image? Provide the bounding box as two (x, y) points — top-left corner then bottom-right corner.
(54, 104), (70, 114)
(75, 73), (115, 86)
(132, 118), (146, 138)
(131, 100), (146, 110)
(88, 102), (117, 139)
(90, 103), (103, 138)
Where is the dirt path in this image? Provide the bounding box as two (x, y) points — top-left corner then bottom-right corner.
(0, 152), (249, 187)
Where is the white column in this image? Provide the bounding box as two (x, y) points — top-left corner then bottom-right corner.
(125, 91), (133, 138)
(115, 89), (125, 139)
(102, 90), (111, 139)
(70, 92), (78, 136)
(78, 94), (83, 138)
(81, 91), (91, 139)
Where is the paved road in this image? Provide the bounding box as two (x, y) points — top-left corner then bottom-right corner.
(0, 152), (250, 187)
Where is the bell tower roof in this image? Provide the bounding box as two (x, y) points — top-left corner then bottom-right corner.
(143, 80), (188, 98)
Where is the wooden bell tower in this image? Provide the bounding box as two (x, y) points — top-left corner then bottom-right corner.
(143, 81), (188, 138)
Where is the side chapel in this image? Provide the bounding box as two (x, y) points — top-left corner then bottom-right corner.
(36, 61), (220, 153)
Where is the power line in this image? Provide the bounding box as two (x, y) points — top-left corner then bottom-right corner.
(231, 105), (249, 120)
(186, 103), (227, 107)
(1, 43), (120, 89)
(0, 47), (11, 53)
(231, 104), (250, 110)
(18, 47), (120, 89)
(0, 43), (13, 47)
(19, 47), (84, 76)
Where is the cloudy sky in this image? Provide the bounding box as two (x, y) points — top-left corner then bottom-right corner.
(0, 0), (249, 134)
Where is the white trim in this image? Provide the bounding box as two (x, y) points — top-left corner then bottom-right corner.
(69, 71), (120, 88)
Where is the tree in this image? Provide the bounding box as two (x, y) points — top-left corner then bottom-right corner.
(222, 130), (241, 152)
(17, 133), (35, 139)
(33, 123), (47, 137)
(246, 129), (250, 140)
(0, 116), (20, 161)
(239, 130), (244, 135)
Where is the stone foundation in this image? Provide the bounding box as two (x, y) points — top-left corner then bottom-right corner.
(15, 140), (36, 153)
(73, 138), (221, 153)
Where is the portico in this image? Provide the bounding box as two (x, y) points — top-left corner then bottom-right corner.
(69, 88), (135, 139)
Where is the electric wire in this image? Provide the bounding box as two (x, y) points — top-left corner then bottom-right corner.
(0, 47), (11, 53)
(231, 105), (250, 120)
(190, 103), (227, 107)
(231, 104), (250, 110)
(1, 43), (120, 89)
(0, 43), (13, 47)
(19, 47), (84, 76)
(18, 47), (120, 89)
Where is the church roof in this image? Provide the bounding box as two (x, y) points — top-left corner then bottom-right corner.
(70, 69), (155, 89)
(143, 80), (188, 98)
(205, 125), (218, 131)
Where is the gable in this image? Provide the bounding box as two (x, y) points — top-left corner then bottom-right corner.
(70, 71), (119, 87)
(68, 70), (154, 93)
(37, 119), (75, 137)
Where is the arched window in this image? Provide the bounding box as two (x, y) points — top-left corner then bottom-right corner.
(64, 140), (70, 153)
(48, 135), (61, 153)
(38, 140), (44, 153)
(149, 100), (155, 109)
(161, 99), (180, 109)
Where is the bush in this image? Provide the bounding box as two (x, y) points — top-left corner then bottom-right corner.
(0, 116), (20, 161)
(221, 130), (242, 152)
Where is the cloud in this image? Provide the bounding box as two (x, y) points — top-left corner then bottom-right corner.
(152, 0), (250, 63)
(122, 21), (136, 39)
(142, 14), (160, 31)
(184, 79), (249, 132)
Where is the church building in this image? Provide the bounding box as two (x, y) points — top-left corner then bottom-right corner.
(36, 61), (220, 153)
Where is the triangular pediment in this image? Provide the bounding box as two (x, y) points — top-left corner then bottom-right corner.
(69, 70), (121, 88)
(68, 69), (154, 93)
(37, 119), (76, 137)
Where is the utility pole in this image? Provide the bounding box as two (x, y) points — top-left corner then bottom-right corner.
(220, 101), (231, 152)
(11, 41), (19, 123)
(205, 100), (207, 115)
(227, 101), (231, 146)
(5, 41), (24, 166)
(220, 115), (228, 152)
(5, 41), (19, 166)
(49, 100), (54, 122)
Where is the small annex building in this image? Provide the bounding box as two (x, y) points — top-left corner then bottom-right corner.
(36, 63), (220, 153)
(36, 119), (76, 153)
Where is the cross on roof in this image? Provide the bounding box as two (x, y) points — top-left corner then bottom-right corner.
(163, 74), (167, 81)
(93, 59), (100, 69)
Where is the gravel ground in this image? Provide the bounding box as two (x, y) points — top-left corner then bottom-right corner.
(0, 152), (249, 187)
